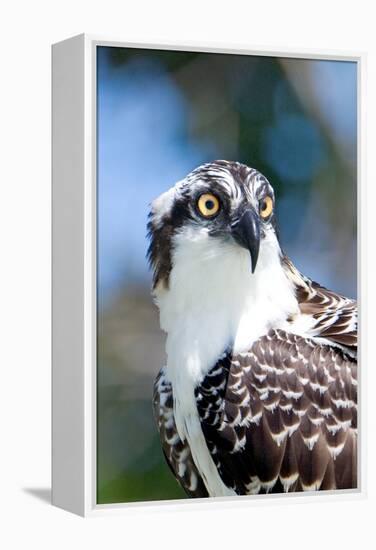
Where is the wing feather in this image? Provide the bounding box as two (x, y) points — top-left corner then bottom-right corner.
(283, 256), (357, 351)
(195, 329), (357, 494)
(153, 368), (208, 497)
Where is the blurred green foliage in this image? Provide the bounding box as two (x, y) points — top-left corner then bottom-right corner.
(99, 432), (186, 503)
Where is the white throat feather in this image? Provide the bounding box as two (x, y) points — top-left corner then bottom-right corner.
(155, 226), (299, 384)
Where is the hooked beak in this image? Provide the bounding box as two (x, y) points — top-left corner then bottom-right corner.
(231, 209), (260, 273)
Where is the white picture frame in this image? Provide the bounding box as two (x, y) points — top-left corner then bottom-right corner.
(52, 33), (366, 517)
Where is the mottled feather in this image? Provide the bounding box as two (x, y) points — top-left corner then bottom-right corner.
(153, 368), (208, 497)
(154, 322), (357, 496)
(193, 329), (357, 494)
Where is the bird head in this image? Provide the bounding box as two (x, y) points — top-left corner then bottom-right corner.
(147, 160), (280, 290)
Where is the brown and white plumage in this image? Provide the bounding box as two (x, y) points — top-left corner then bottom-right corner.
(149, 160), (357, 498)
(154, 285), (357, 496)
(283, 257), (357, 351)
(153, 369), (209, 497)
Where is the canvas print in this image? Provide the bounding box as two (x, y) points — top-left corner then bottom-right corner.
(97, 46), (357, 504)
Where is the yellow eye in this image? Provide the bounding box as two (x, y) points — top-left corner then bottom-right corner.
(197, 193), (220, 217)
(260, 196), (273, 219)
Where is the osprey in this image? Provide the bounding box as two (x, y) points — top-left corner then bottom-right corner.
(148, 160), (357, 497)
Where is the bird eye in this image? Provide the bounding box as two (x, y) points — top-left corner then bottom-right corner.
(259, 196), (273, 219)
(197, 193), (220, 218)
